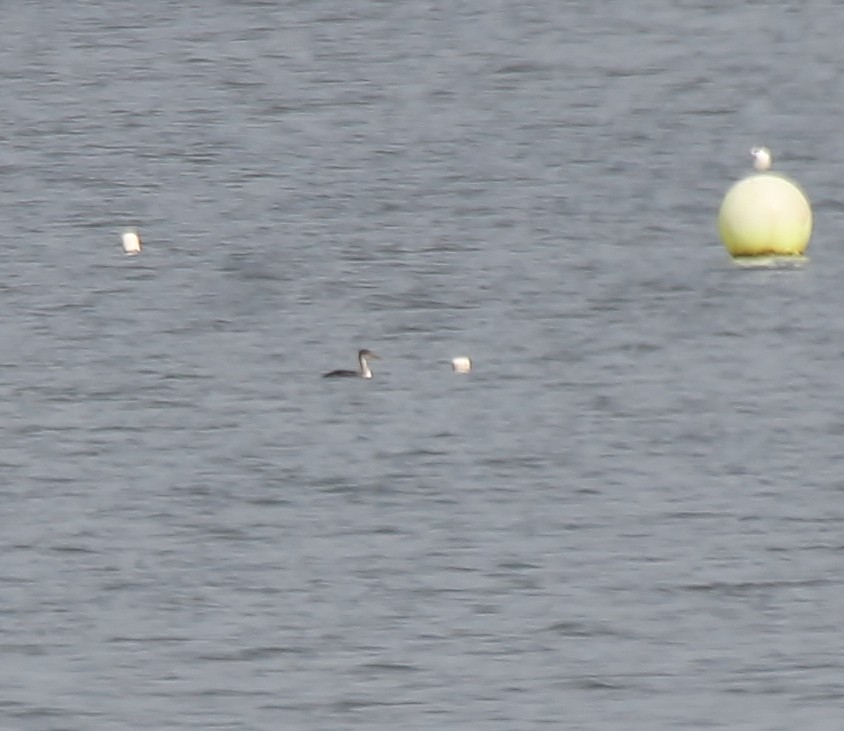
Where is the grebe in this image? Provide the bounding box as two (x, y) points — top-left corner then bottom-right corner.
(750, 146), (772, 172)
(323, 349), (380, 379)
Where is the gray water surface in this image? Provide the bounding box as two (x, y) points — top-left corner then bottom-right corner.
(2, 2), (844, 729)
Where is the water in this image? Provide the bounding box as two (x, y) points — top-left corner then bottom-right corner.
(2, 1), (844, 728)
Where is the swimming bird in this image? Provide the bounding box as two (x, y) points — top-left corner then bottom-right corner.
(750, 146), (772, 172)
(323, 349), (380, 379)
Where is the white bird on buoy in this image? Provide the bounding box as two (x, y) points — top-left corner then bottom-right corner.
(122, 229), (142, 255)
(750, 145), (772, 172)
(451, 356), (472, 374)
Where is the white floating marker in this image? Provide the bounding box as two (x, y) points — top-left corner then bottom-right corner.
(451, 356), (472, 374)
(121, 229), (142, 255)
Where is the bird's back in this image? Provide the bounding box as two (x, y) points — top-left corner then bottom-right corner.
(322, 369), (358, 378)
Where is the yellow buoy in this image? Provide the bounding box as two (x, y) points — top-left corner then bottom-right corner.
(717, 146), (812, 258)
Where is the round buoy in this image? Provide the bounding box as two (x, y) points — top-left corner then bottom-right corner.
(717, 147), (812, 258)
